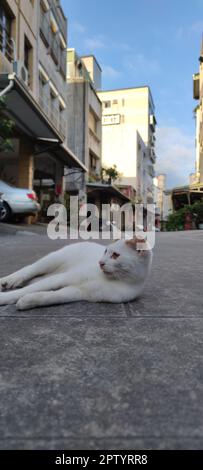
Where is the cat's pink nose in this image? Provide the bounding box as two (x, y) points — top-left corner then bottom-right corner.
(99, 261), (105, 269)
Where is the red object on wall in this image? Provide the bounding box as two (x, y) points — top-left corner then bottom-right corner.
(55, 184), (62, 195)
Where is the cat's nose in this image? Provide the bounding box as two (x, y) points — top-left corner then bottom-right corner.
(99, 261), (105, 269)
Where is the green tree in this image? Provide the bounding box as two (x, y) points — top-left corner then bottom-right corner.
(0, 97), (14, 153)
(102, 164), (121, 183)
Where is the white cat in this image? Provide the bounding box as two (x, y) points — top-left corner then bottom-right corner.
(0, 238), (152, 310)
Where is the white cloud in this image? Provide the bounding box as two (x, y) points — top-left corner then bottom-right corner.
(189, 21), (203, 35)
(125, 53), (161, 76)
(102, 65), (120, 79)
(175, 21), (203, 40)
(71, 21), (86, 34)
(155, 127), (195, 187)
(84, 36), (105, 50)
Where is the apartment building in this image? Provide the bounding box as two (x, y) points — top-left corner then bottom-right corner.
(193, 40), (203, 189)
(98, 87), (157, 204)
(66, 49), (102, 192)
(0, 0), (85, 218)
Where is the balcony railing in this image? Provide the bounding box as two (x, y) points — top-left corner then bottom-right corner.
(89, 130), (101, 159)
(0, 25), (14, 63)
(148, 164), (155, 178)
(39, 95), (66, 138)
(59, 49), (67, 78)
(149, 114), (157, 131)
(40, 11), (50, 46)
(50, 34), (60, 64)
(40, 11), (67, 75)
(150, 148), (156, 163)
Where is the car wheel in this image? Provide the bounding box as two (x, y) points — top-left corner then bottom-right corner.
(0, 202), (11, 222)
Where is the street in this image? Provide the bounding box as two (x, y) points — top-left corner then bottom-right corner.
(0, 229), (203, 450)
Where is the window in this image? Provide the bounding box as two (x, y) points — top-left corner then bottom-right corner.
(40, 5), (50, 47)
(59, 44), (67, 78)
(39, 70), (51, 120)
(89, 110), (98, 135)
(122, 99), (125, 106)
(39, 73), (46, 97)
(24, 35), (32, 86)
(90, 153), (97, 172)
(24, 36), (31, 69)
(0, 4), (13, 61)
(103, 100), (111, 109)
(112, 99), (118, 105)
(59, 103), (66, 137)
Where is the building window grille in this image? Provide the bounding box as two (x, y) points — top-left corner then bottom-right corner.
(0, 5), (13, 62)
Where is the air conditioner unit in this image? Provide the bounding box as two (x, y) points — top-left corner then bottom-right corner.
(13, 61), (29, 86)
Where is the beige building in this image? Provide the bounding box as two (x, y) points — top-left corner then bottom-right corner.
(0, 0), (85, 218)
(193, 40), (203, 188)
(98, 86), (156, 204)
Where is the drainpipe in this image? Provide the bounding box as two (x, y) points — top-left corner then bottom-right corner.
(0, 73), (15, 98)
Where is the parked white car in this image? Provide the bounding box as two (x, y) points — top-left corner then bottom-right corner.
(0, 180), (40, 222)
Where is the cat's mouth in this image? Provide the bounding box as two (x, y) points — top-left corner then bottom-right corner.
(101, 266), (114, 276)
(99, 262), (111, 274)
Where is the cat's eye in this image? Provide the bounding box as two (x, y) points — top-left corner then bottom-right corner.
(137, 250), (142, 254)
(111, 252), (120, 259)
(105, 249), (107, 254)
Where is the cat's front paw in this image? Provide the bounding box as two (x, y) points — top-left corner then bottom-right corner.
(0, 275), (25, 291)
(0, 292), (16, 305)
(16, 294), (36, 311)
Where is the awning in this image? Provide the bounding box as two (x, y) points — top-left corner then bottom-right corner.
(171, 185), (203, 209)
(34, 139), (87, 170)
(86, 182), (131, 203)
(0, 73), (87, 171)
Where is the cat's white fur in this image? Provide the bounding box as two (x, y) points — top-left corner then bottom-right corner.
(0, 239), (152, 310)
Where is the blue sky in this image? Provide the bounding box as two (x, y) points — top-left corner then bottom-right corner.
(61, 0), (203, 188)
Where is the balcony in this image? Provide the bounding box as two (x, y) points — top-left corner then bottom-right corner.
(89, 129), (101, 159)
(148, 164), (156, 178)
(150, 148), (156, 163)
(0, 25), (14, 68)
(48, 0), (67, 41)
(40, 11), (50, 46)
(59, 49), (67, 78)
(193, 73), (200, 100)
(39, 95), (66, 139)
(149, 114), (157, 131)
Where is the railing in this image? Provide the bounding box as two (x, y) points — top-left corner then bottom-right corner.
(59, 49), (67, 78)
(40, 11), (50, 46)
(148, 164), (155, 178)
(39, 95), (66, 138)
(40, 10), (67, 75)
(89, 130), (101, 158)
(0, 25), (14, 62)
(150, 148), (156, 163)
(48, 0), (67, 40)
(149, 114), (156, 130)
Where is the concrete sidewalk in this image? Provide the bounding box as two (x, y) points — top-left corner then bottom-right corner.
(0, 231), (203, 450)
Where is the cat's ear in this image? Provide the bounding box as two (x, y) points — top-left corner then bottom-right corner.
(126, 237), (146, 251)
